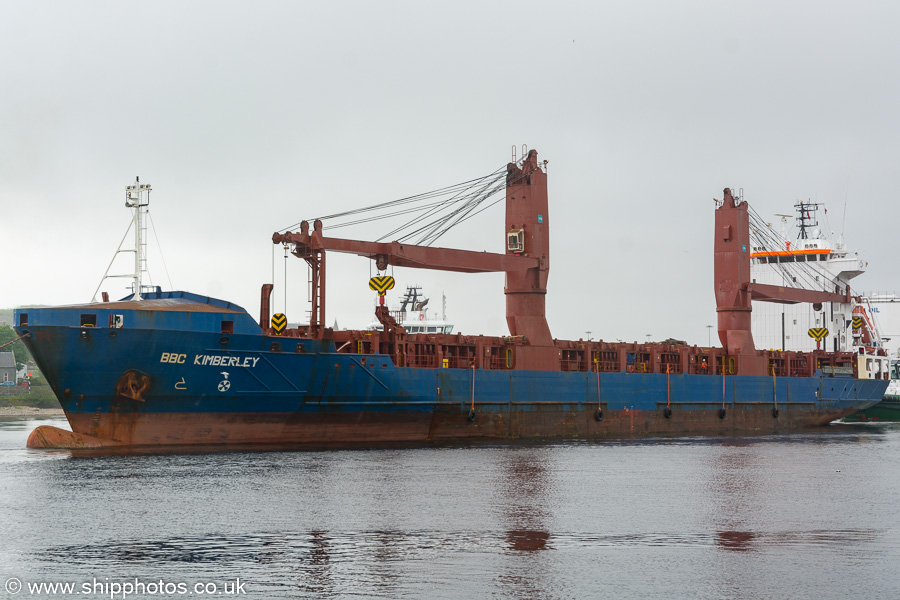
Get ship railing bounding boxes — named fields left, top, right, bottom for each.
left=409, top=356, right=444, bottom=369
left=591, top=360, right=619, bottom=373
left=558, top=348, right=586, bottom=372
left=403, top=343, right=439, bottom=369
left=766, top=359, right=811, bottom=378
left=767, top=358, right=789, bottom=377
left=625, top=351, right=654, bottom=373
left=661, top=362, right=683, bottom=375
left=442, top=352, right=476, bottom=370
left=486, top=347, right=516, bottom=370
left=560, top=359, right=585, bottom=372
left=590, top=350, right=620, bottom=373
left=788, top=358, right=811, bottom=377
left=626, top=361, right=653, bottom=373
left=711, top=356, right=738, bottom=376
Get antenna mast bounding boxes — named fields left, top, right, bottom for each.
left=794, top=201, right=819, bottom=240
left=91, top=176, right=153, bottom=302
left=126, top=177, right=151, bottom=299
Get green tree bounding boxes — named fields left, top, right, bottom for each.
left=0, top=325, right=28, bottom=370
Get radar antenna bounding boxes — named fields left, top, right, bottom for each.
left=794, top=201, right=820, bottom=240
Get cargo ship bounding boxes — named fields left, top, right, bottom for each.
left=13, top=150, right=890, bottom=449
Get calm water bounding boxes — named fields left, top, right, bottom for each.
left=1, top=417, right=899, bottom=599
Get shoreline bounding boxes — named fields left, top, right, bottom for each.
left=0, top=407, right=66, bottom=418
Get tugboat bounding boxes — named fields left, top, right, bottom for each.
left=842, top=359, right=900, bottom=421
left=843, top=292, right=900, bottom=420
left=13, top=150, right=889, bottom=450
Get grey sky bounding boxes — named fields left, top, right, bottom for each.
left=2, top=0, right=897, bottom=345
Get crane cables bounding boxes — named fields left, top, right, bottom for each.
left=747, top=206, right=843, bottom=294
left=277, top=161, right=530, bottom=247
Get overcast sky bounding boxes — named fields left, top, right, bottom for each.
left=2, top=0, right=898, bottom=346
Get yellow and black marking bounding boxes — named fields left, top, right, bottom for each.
left=807, top=327, right=829, bottom=342
left=368, top=275, right=395, bottom=296
left=271, top=313, right=287, bottom=334
left=852, top=316, right=864, bottom=330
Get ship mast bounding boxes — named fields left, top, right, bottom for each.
left=91, top=176, right=152, bottom=302
left=126, top=177, right=151, bottom=299
left=794, top=201, right=819, bottom=240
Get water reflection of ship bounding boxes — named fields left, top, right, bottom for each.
left=716, top=530, right=755, bottom=552
left=500, top=450, right=552, bottom=553
left=708, top=444, right=760, bottom=557
left=506, top=529, right=550, bottom=552
left=497, top=449, right=553, bottom=599
left=302, top=531, right=334, bottom=596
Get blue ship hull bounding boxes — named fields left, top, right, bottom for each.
left=13, top=293, right=887, bottom=449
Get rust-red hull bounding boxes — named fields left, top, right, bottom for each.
left=26, top=404, right=852, bottom=450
